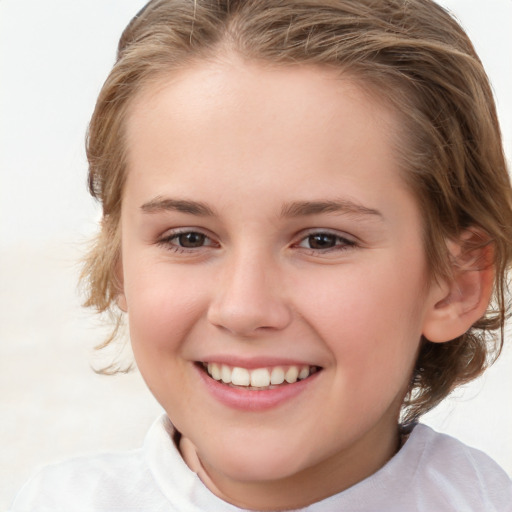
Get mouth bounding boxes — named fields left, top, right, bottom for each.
left=198, top=362, right=321, bottom=390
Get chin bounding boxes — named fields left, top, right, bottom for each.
left=198, top=436, right=316, bottom=483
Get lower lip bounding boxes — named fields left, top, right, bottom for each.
left=196, top=365, right=320, bottom=411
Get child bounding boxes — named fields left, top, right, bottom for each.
left=11, top=0, right=512, bottom=510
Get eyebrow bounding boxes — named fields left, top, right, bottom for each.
left=140, top=196, right=383, bottom=220
left=280, top=200, right=383, bottom=219
left=140, top=196, right=215, bottom=216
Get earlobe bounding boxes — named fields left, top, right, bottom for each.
left=422, top=231, right=494, bottom=343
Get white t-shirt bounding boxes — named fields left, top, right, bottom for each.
left=10, top=416, right=512, bottom=512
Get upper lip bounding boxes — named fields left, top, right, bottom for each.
left=196, top=355, right=322, bottom=369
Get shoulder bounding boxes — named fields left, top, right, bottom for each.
left=405, top=424, right=512, bottom=511
left=324, top=424, right=512, bottom=512
left=9, top=449, right=165, bottom=512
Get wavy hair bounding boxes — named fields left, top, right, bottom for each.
left=82, top=0, right=512, bottom=422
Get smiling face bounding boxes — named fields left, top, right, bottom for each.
left=118, top=59, right=445, bottom=509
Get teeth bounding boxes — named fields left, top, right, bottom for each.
left=221, top=364, right=232, bottom=383
left=285, top=366, right=299, bottom=383
left=298, top=366, right=310, bottom=380
left=270, top=367, right=285, bottom=385
left=204, top=363, right=316, bottom=388
left=231, top=367, right=250, bottom=386
left=251, top=368, right=270, bottom=387
left=208, top=363, right=222, bottom=380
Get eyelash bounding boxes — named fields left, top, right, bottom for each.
left=156, top=230, right=218, bottom=253
left=294, top=231, right=357, bottom=254
left=156, top=229, right=357, bottom=254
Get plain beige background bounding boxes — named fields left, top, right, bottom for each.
left=1, top=0, right=511, bottom=509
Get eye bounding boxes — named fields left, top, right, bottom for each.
left=175, top=232, right=207, bottom=248
left=296, top=231, right=356, bottom=252
left=157, top=230, right=217, bottom=251
left=304, top=233, right=338, bottom=250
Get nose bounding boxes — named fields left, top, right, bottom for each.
left=207, top=251, right=292, bottom=337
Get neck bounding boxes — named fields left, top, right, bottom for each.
left=180, top=419, right=401, bottom=510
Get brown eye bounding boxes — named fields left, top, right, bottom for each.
left=157, top=230, right=217, bottom=253
left=307, top=233, right=337, bottom=249
left=296, top=231, right=356, bottom=253
left=176, top=232, right=206, bottom=248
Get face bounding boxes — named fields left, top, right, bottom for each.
left=119, top=59, right=443, bottom=508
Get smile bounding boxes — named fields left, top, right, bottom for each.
left=201, top=362, right=320, bottom=389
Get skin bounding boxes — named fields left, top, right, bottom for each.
left=117, top=58, right=456, bottom=510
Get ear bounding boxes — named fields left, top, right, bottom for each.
left=422, top=230, right=494, bottom=343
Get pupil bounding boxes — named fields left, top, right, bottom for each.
left=309, top=234, right=336, bottom=249
left=179, top=232, right=205, bottom=248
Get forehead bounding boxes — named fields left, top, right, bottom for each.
left=125, top=58, right=399, bottom=148
left=123, top=58, right=412, bottom=217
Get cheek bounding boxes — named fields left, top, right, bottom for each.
left=123, top=261, right=208, bottom=354
left=123, top=266, right=210, bottom=409
left=297, top=261, right=425, bottom=373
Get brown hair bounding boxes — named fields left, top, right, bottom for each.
left=82, top=0, right=512, bottom=423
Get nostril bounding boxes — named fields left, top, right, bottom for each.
left=207, top=298, right=293, bottom=336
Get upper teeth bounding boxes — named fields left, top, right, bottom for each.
left=205, top=363, right=315, bottom=388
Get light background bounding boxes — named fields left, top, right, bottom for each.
left=1, top=0, right=511, bottom=509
